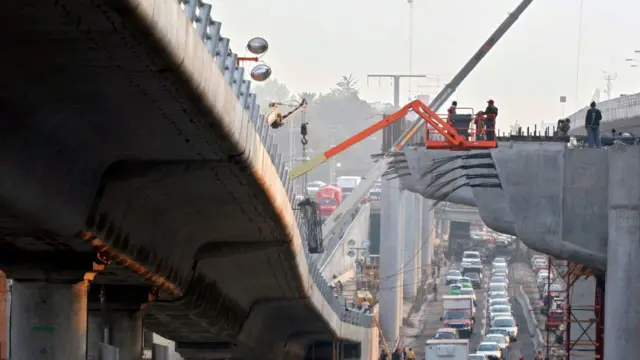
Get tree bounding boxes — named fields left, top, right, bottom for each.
left=252, top=78, right=291, bottom=110
left=332, top=74, right=359, bottom=96
left=297, top=92, right=318, bottom=104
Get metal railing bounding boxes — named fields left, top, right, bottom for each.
left=178, top=0, right=372, bottom=328
left=567, top=92, right=640, bottom=130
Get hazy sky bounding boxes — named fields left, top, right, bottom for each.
left=208, top=0, right=639, bottom=128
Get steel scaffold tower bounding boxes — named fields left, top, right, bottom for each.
left=544, top=258, right=604, bottom=359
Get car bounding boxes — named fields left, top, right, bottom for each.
left=493, top=262, right=508, bottom=272
left=450, top=283, right=463, bottom=291
left=489, top=305, right=512, bottom=322
left=462, top=251, right=481, bottom=263
left=466, top=272, right=483, bottom=289
left=493, top=257, right=507, bottom=264
left=492, top=269, right=507, bottom=278
left=446, top=270, right=462, bottom=285
left=533, top=259, right=548, bottom=272
left=487, top=327, right=511, bottom=338
left=491, top=316, right=519, bottom=341
left=434, top=327, right=459, bottom=340
left=475, top=342, right=502, bottom=359
left=488, top=283, right=507, bottom=296
left=458, top=277, right=472, bottom=286
left=490, top=276, right=508, bottom=286
left=459, top=288, right=477, bottom=306
left=469, top=355, right=488, bottom=360
left=531, top=254, right=547, bottom=267
left=489, top=291, right=509, bottom=302
left=483, top=334, right=510, bottom=350
left=488, top=298, right=510, bottom=308
left=306, top=180, right=326, bottom=197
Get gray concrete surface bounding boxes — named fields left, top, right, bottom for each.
left=320, top=204, right=371, bottom=279
left=491, top=143, right=607, bottom=270
left=403, top=193, right=420, bottom=299
left=379, top=177, right=404, bottom=345
left=400, top=147, right=476, bottom=207
left=605, top=145, right=640, bottom=358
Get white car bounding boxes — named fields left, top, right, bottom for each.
left=488, top=283, right=507, bottom=296
left=483, top=334, right=510, bottom=350
left=490, top=276, right=508, bottom=286
left=475, top=342, right=502, bottom=359
left=489, top=305, right=512, bottom=322
left=492, top=316, right=519, bottom=341
left=493, top=257, right=507, bottom=265
left=489, top=291, right=509, bottom=302
left=488, top=298, right=510, bottom=308
left=306, top=180, right=326, bottom=197
left=446, top=270, right=462, bottom=285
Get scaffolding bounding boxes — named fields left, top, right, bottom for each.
left=543, top=258, right=604, bottom=359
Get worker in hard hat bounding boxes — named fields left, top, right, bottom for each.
left=484, top=99, right=498, bottom=141
left=474, top=111, right=486, bottom=140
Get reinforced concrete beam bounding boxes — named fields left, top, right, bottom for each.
left=491, top=142, right=607, bottom=270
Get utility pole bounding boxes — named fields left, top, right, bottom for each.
left=603, top=71, right=617, bottom=100
left=407, top=0, right=415, bottom=100
left=367, top=74, right=427, bottom=107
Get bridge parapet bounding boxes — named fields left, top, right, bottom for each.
left=177, top=0, right=373, bottom=330
left=568, top=92, right=640, bottom=134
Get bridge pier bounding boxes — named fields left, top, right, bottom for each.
left=604, top=147, right=640, bottom=358
left=10, top=280, right=89, bottom=360
left=379, top=177, right=403, bottom=344
left=420, top=198, right=433, bottom=279
left=402, top=193, right=419, bottom=299
left=87, top=284, right=149, bottom=360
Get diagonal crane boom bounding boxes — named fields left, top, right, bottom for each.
left=301, top=0, right=536, bottom=241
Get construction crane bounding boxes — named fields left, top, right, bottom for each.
left=290, top=0, right=535, bottom=241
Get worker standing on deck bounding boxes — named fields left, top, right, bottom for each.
left=585, top=101, right=602, bottom=148
left=447, top=101, right=458, bottom=127
left=484, top=99, right=498, bottom=141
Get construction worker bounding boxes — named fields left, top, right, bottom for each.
left=474, top=111, right=486, bottom=140
left=406, top=347, right=416, bottom=360
left=484, top=99, right=498, bottom=141
left=556, top=118, right=571, bottom=136
left=447, top=101, right=458, bottom=129
left=585, top=101, right=603, bottom=148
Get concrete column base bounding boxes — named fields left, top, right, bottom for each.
left=10, top=280, right=89, bottom=360
left=111, top=310, right=143, bottom=360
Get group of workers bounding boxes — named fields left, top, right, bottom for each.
left=445, top=99, right=605, bottom=148
left=447, top=99, right=499, bottom=141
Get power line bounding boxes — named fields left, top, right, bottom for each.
left=574, top=0, right=585, bottom=107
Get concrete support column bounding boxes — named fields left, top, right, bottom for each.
left=112, top=311, right=144, bottom=360
left=420, top=198, right=433, bottom=280
left=0, top=272, right=7, bottom=359
left=10, top=280, right=89, bottom=360
left=605, top=147, right=640, bottom=358
left=87, top=313, right=103, bottom=360
left=413, top=195, right=422, bottom=282
left=403, top=193, right=418, bottom=299
left=379, top=177, right=403, bottom=345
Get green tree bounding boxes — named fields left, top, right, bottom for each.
left=332, top=74, right=359, bottom=96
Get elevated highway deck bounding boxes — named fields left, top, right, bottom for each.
left=0, top=1, right=375, bottom=359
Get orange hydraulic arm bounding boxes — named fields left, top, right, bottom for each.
left=288, top=99, right=496, bottom=180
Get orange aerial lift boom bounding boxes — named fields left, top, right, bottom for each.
left=289, top=100, right=496, bottom=179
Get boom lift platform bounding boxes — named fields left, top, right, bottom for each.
left=289, top=102, right=496, bottom=179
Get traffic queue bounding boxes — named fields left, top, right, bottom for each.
left=425, top=251, right=520, bottom=360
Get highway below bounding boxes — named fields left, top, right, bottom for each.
left=407, top=258, right=535, bottom=359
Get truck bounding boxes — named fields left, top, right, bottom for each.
left=424, top=339, right=469, bottom=360
left=315, top=185, right=343, bottom=219
left=335, top=176, right=362, bottom=198
left=441, top=295, right=475, bottom=338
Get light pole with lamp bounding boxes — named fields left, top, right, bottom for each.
left=626, top=58, right=640, bottom=68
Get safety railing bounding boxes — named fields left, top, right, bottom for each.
left=567, top=92, right=640, bottom=128
left=178, top=0, right=373, bottom=328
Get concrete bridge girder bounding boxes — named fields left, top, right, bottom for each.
left=400, top=147, right=476, bottom=207
left=490, top=142, right=607, bottom=271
